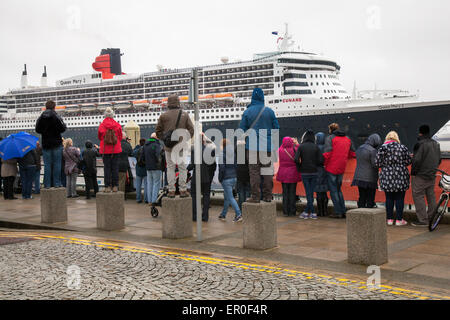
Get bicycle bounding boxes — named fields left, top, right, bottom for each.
left=429, top=169, right=450, bottom=232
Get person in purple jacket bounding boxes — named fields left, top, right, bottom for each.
left=277, top=137, right=302, bottom=216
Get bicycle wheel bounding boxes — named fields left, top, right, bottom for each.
left=429, top=196, right=447, bottom=232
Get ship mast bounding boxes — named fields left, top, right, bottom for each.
left=278, top=23, right=295, bottom=52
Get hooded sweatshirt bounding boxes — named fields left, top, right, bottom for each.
left=294, top=130, right=324, bottom=174
left=98, top=117, right=123, bottom=154
left=352, top=134, right=382, bottom=186
left=35, top=109, right=67, bottom=149
left=239, top=88, right=280, bottom=152
left=277, top=137, right=302, bottom=184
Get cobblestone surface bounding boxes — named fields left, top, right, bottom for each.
left=0, top=236, right=442, bottom=300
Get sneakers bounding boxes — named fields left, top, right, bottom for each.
left=309, top=213, right=318, bottom=220
left=167, top=191, right=176, bottom=198
left=299, top=212, right=309, bottom=219
left=112, top=186, right=118, bottom=192
left=179, top=190, right=190, bottom=198
left=411, top=221, right=428, bottom=227
left=395, top=219, right=408, bottom=226
left=218, top=215, right=226, bottom=222
left=387, top=219, right=394, bottom=226
left=233, top=216, right=243, bottom=223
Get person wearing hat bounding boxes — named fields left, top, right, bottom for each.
left=155, top=94, right=194, bottom=198
left=411, top=124, right=441, bottom=227
left=98, top=107, right=122, bottom=192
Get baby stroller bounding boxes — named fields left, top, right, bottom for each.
left=150, top=169, right=191, bottom=218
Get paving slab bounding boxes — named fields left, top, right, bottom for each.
left=0, top=194, right=449, bottom=292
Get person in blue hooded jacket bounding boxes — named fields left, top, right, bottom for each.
left=239, top=88, right=279, bottom=203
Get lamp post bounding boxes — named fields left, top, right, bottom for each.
left=189, top=69, right=202, bottom=241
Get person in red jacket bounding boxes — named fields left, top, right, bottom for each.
left=98, top=107, right=122, bottom=192
left=323, top=123, right=356, bottom=218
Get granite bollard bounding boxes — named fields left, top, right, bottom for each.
left=40, top=187, right=67, bottom=224
left=96, top=192, right=125, bottom=231
left=162, top=197, right=193, bottom=239
left=347, top=208, right=388, bottom=266
left=243, top=202, right=277, bottom=250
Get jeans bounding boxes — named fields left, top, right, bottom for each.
left=66, top=173, right=78, bottom=197
left=191, top=181, right=212, bottom=221
left=147, top=170, right=162, bottom=204
left=43, top=146, right=63, bottom=188
left=357, top=187, right=376, bottom=208
left=102, top=154, right=119, bottom=188
left=20, top=166, right=36, bottom=199
left=135, top=175, right=148, bottom=202
left=236, top=181, right=251, bottom=211
left=118, top=171, right=127, bottom=193
left=165, top=149, right=187, bottom=192
left=33, top=168, right=41, bottom=194
left=247, top=150, right=273, bottom=201
left=3, top=176, right=15, bottom=199
left=220, top=178, right=241, bottom=218
left=327, top=172, right=346, bottom=215
left=412, top=176, right=437, bottom=223
left=302, top=174, right=318, bottom=214
left=385, top=191, right=406, bottom=221
left=84, top=174, right=99, bottom=198
left=281, top=183, right=297, bottom=216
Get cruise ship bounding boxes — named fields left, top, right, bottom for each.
left=1, top=26, right=449, bottom=151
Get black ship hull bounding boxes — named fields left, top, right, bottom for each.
left=1, top=104, right=449, bottom=152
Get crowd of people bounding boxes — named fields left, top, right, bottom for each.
left=0, top=89, right=444, bottom=229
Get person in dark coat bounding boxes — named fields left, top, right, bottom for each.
left=118, top=133, right=133, bottom=194
left=133, top=138, right=148, bottom=203
left=411, top=124, right=442, bottom=227
left=295, top=130, right=324, bottom=219
left=352, top=134, right=382, bottom=209
left=35, top=100, right=67, bottom=188
left=187, top=134, right=216, bottom=222
left=375, top=131, right=412, bottom=226
left=314, top=132, right=329, bottom=216
left=142, top=133, right=165, bottom=206
left=18, top=148, right=39, bottom=199
left=82, top=140, right=100, bottom=199
left=218, top=139, right=242, bottom=222
left=32, top=141, right=42, bottom=194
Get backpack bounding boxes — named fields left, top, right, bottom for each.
left=105, top=129, right=117, bottom=146
left=162, top=110, right=182, bottom=148
left=137, top=146, right=145, bottom=167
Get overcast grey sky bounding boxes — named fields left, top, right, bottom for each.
left=1, top=0, right=449, bottom=100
